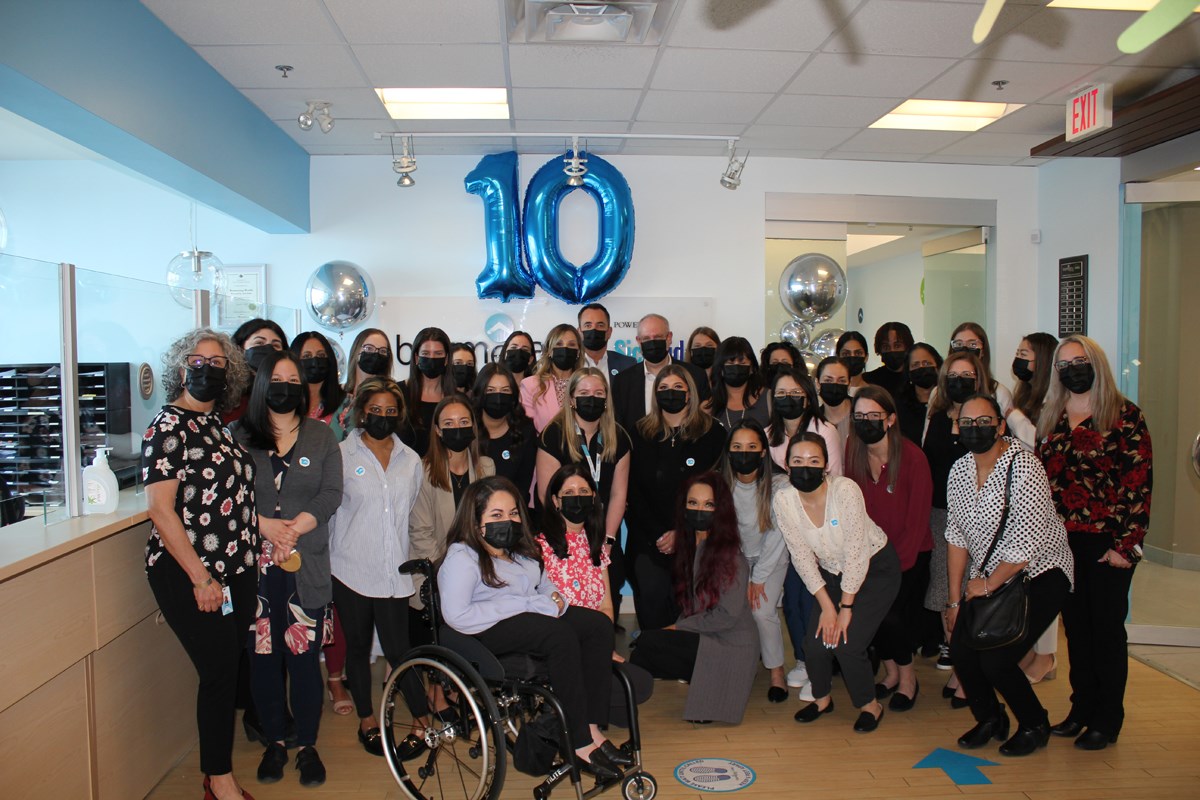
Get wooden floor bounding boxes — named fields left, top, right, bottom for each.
left=148, top=621, right=1200, bottom=800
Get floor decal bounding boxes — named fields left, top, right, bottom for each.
left=674, top=758, right=756, bottom=792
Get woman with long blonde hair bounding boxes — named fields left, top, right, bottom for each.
left=520, top=323, right=584, bottom=432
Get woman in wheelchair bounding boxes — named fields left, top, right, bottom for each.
left=439, top=476, right=630, bottom=783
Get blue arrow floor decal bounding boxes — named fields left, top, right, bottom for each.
left=913, top=748, right=999, bottom=785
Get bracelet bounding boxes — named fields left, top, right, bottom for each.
left=983, top=577, right=990, bottom=597
left=945, top=601, right=960, bottom=609
left=193, top=576, right=213, bottom=589
left=839, top=603, right=854, bottom=610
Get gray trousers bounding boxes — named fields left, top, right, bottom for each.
left=748, top=555, right=789, bottom=670
left=804, top=544, right=902, bottom=708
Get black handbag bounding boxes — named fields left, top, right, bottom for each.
left=961, top=456, right=1030, bottom=650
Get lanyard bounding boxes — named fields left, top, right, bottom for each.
left=577, top=426, right=604, bottom=487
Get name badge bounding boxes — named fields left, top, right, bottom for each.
left=299, top=456, right=311, bottom=467
left=685, top=457, right=695, bottom=467
left=355, top=465, right=366, bottom=476
left=502, top=449, right=511, bottom=461
left=830, top=518, right=839, bottom=527
left=220, top=585, right=233, bottom=616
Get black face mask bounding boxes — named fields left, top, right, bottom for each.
left=481, top=392, right=516, bottom=419
left=728, top=451, right=763, bottom=476
left=841, top=355, right=866, bottom=377
left=909, top=366, right=938, bottom=390
left=244, top=345, right=276, bottom=373
left=482, top=521, right=518, bottom=551
left=550, top=347, right=578, bottom=371
left=573, top=395, right=606, bottom=423
left=690, top=347, right=716, bottom=369
left=819, top=383, right=849, bottom=407
left=440, top=426, right=475, bottom=452
left=773, top=395, right=805, bottom=420
left=640, top=339, right=668, bottom=364
left=452, top=364, right=476, bottom=390
left=1012, top=358, right=1034, bottom=383
left=946, top=375, right=976, bottom=404
left=363, top=413, right=398, bottom=441
left=656, top=388, right=687, bottom=414
left=581, top=329, right=607, bottom=352
left=789, top=466, right=825, bottom=493
left=722, top=364, right=752, bottom=388
left=1060, top=363, right=1095, bottom=394
left=853, top=418, right=887, bottom=445
left=559, top=495, right=594, bottom=524
left=504, top=349, right=532, bottom=374
left=881, top=351, right=907, bottom=371
left=417, top=355, right=446, bottom=379
left=358, top=350, right=389, bottom=376
left=300, top=357, right=329, bottom=385
left=265, top=382, right=303, bottom=414
left=958, top=425, right=998, bottom=454
left=684, top=508, right=714, bottom=532
left=185, top=364, right=226, bottom=403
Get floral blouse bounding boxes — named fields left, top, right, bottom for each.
left=142, top=405, right=258, bottom=578
left=1037, top=401, right=1152, bottom=563
left=537, top=530, right=611, bottom=611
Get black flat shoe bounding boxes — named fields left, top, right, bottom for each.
left=243, top=712, right=267, bottom=745
left=875, top=681, right=897, bottom=700
left=397, top=733, right=428, bottom=761
left=942, top=682, right=956, bottom=699
left=767, top=686, right=789, bottom=703
left=958, top=709, right=1009, bottom=749
left=794, top=699, right=834, bottom=723
left=598, top=740, right=634, bottom=768
left=577, top=749, right=622, bottom=783
left=1074, top=728, right=1118, bottom=750
left=295, top=746, right=326, bottom=787
left=358, top=726, right=384, bottom=757
left=999, top=723, right=1050, bottom=757
left=853, top=705, right=884, bottom=733
left=950, top=694, right=970, bottom=710
left=256, top=742, right=288, bottom=783
left=889, top=682, right=919, bottom=712
left=685, top=719, right=712, bottom=724
left=1051, top=718, right=1085, bottom=737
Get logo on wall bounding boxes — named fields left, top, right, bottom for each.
left=466, top=151, right=635, bottom=305
left=674, top=758, right=756, bottom=792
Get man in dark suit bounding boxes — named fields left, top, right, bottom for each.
left=577, top=302, right=636, bottom=383
left=610, top=313, right=710, bottom=434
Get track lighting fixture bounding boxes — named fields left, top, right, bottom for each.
left=298, top=101, right=333, bottom=133
left=564, top=136, right=588, bottom=187
left=390, top=135, right=417, bottom=188
left=720, top=140, right=748, bottom=190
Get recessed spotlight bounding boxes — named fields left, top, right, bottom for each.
left=870, top=99, right=1024, bottom=132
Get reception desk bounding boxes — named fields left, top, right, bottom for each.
left=0, top=492, right=196, bottom=799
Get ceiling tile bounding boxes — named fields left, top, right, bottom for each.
left=740, top=124, right=860, bottom=150
left=934, top=132, right=1050, bottom=157
left=324, top=0, right=502, bottom=43
left=827, top=151, right=932, bottom=162
left=921, top=154, right=1027, bottom=166
left=352, top=44, right=506, bottom=87
left=1113, top=15, right=1200, bottom=69
left=834, top=128, right=968, bottom=154
left=629, top=121, right=745, bottom=136
left=757, top=95, right=898, bottom=128
left=825, top=1, right=1034, bottom=58
left=401, top=120, right=517, bottom=132
left=983, top=104, right=1064, bottom=136
left=193, top=45, right=365, bottom=88
left=243, top=87, right=387, bottom=120
left=666, top=0, right=847, bottom=52
left=1043, top=64, right=1200, bottom=106
left=618, top=142, right=731, bottom=155
left=651, top=48, right=806, bottom=93
left=969, top=7, right=1145, bottom=64
left=514, top=120, right=631, bottom=133
left=142, top=0, right=342, bottom=45
left=512, top=89, right=643, bottom=121
left=636, top=90, right=775, bottom=123
left=742, top=149, right=829, bottom=159
left=786, top=53, right=954, bottom=98
left=509, top=45, right=658, bottom=89
left=916, top=59, right=1102, bottom=104
left=305, top=145, right=393, bottom=155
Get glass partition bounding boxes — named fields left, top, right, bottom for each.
left=922, top=233, right=987, bottom=352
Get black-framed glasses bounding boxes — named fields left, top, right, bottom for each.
left=361, top=344, right=391, bottom=356
left=852, top=411, right=886, bottom=422
left=958, top=415, right=998, bottom=428
left=184, top=354, right=228, bottom=369
left=1054, top=356, right=1090, bottom=371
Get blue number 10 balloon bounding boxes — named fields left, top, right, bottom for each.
left=465, top=152, right=536, bottom=301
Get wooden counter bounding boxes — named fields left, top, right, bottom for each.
left=0, top=491, right=196, bottom=800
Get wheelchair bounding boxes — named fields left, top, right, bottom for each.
left=379, top=558, right=658, bottom=800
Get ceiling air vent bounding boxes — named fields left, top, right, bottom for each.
left=518, top=1, right=662, bottom=44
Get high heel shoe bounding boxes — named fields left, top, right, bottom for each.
left=203, top=775, right=256, bottom=799
left=1025, top=654, right=1057, bottom=685
left=326, top=674, right=353, bottom=716
left=958, top=707, right=1009, bottom=749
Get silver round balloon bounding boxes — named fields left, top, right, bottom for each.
left=778, top=253, right=847, bottom=324
left=811, top=328, right=844, bottom=358
left=780, top=319, right=810, bottom=349
left=306, top=261, right=375, bottom=330
left=798, top=349, right=820, bottom=375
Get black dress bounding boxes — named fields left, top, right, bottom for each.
left=483, top=418, right=538, bottom=506
left=895, top=384, right=930, bottom=446
left=863, top=365, right=907, bottom=400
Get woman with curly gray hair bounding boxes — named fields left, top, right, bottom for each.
left=143, top=328, right=259, bottom=800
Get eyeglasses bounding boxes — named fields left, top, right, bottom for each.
left=184, top=354, right=229, bottom=369
left=361, top=344, right=391, bottom=356
left=852, top=412, right=887, bottom=421
left=1054, top=356, right=1090, bottom=371
left=947, top=371, right=977, bottom=380
left=365, top=405, right=400, bottom=416
left=774, top=390, right=806, bottom=399
left=958, top=415, right=998, bottom=428
left=950, top=340, right=982, bottom=351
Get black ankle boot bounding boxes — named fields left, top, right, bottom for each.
left=999, top=722, right=1050, bottom=757
left=958, top=707, right=1009, bottom=749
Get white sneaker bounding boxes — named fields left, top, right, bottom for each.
left=797, top=682, right=815, bottom=702
left=786, top=662, right=809, bottom=688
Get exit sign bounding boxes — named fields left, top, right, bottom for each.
left=1065, top=84, right=1112, bottom=142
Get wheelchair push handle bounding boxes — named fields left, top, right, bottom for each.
left=398, top=558, right=434, bottom=577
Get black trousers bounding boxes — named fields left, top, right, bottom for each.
left=805, top=545, right=901, bottom=708
left=1061, top=533, right=1135, bottom=735
left=331, top=577, right=414, bottom=720
left=474, top=608, right=614, bottom=746
left=630, top=548, right=679, bottom=631
left=628, top=629, right=700, bottom=681
left=951, top=568, right=1070, bottom=730
left=873, top=550, right=931, bottom=666
left=148, top=557, right=257, bottom=776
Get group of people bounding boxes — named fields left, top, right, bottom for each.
left=143, top=306, right=1152, bottom=799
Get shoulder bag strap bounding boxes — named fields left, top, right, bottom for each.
left=978, top=448, right=1018, bottom=577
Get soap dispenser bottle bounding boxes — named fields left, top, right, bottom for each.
left=83, top=446, right=119, bottom=515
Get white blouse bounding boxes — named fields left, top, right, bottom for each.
left=772, top=476, right=888, bottom=596
left=944, top=440, right=1074, bottom=587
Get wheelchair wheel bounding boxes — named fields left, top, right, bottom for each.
left=381, top=645, right=507, bottom=800
left=622, top=772, right=657, bottom=800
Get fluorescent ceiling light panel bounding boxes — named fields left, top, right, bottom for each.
left=1048, top=0, right=1199, bottom=11
left=376, top=88, right=510, bottom=120
left=846, top=234, right=904, bottom=257
left=870, top=99, right=1024, bottom=132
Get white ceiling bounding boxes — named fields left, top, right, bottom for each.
left=137, top=0, right=1200, bottom=165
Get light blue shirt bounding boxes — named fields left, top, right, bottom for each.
left=439, top=542, right=564, bottom=635
left=329, top=430, right=424, bottom=598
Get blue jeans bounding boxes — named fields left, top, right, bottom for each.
left=782, top=563, right=816, bottom=662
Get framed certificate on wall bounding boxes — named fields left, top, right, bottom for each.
left=216, top=264, right=267, bottom=331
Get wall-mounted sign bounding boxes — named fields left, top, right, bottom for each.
left=137, top=363, right=155, bottom=400
left=1065, top=84, right=1112, bottom=143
